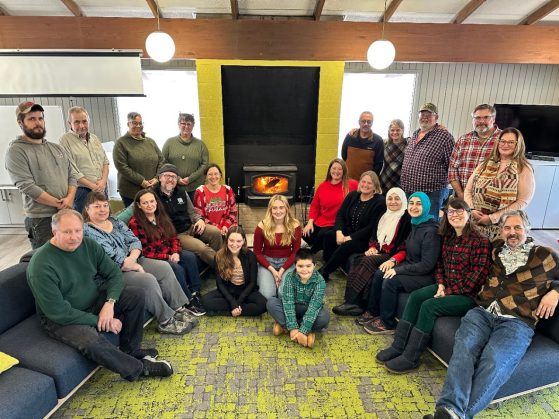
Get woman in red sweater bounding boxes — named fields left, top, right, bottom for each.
left=194, top=163, right=238, bottom=236
left=254, top=194, right=302, bottom=300
left=302, top=158, right=358, bottom=253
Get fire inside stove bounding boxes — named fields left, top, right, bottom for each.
left=252, top=175, right=289, bottom=195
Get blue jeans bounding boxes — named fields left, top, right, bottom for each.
left=437, top=307, right=534, bottom=418
left=426, top=187, right=449, bottom=220
left=266, top=297, right=330, bottom=332
left=168, top=250, right=202, bottom=297
left=257, top=257, right=294, bottom=300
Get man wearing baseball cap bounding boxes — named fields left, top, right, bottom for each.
left=400, top=103, right=455, bottom=219
left=6, top=101, right=80, bottom=248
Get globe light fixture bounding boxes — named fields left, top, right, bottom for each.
left=146, top=31, right=175, bottom=63
left=367, top=0, right=396, bottom=70
left=145, top=0, right=175, bottom=63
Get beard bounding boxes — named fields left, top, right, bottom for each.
left=475, top=125, right=490, bottom=135
left=23, top=126, right=46, bottom=140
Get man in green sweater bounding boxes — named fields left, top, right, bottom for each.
left=27, top=209, right=173, bottom=380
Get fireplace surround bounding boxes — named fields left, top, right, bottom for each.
left=242, top=164, right=298, bottom=206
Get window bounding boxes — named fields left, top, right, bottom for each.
left=116, top=70, right=200, bottom=148
left=338, top=73, right=416, bottom=155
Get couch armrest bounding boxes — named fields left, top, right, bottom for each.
left=536, top=313, right=559, bottom=345
left=19, top=250, right=36, bottom=264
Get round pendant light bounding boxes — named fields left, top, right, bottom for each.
left=367, top=39, right=396, bottom=70
left=145, top=31, right=176, bottom=63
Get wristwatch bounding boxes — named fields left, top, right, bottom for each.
left=106, top=298, right=117, bottom=304
left=389, top=258, right=397, bottom=265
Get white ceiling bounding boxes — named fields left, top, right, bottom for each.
left=0, top=0, right=558, bottom=25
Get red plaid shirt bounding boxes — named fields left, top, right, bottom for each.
left=448, top=126, right=502, bottom=188
left=435, top=230, right=491, bottom=296
left=128, top=216, right=181, bottom=260
left=400, top=124, right=455, bottom=193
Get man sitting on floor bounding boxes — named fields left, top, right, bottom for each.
left=27, top=209, right=173, bottom=380
left=424, top=210, right=559, bottom=419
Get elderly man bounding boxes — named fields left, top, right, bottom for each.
left=27, top=209, right=173, bottom=380
left=59, top=106, right=110, bottom=212
left=424, top=210, right=559, bottom=419
left=341, top=111, right=384, bottom=180
left=6, top=101, right=79, bottom=248
left=448, top=104, right=502, bottom=200
left=162, top=113, right=209, bottom=201
left=400, top=103, right=455, bottom=219
left=153, top=164, right=222, bottom=267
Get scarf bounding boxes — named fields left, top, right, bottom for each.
left=377, top=187, right=407, bottom=247
left=409, top=191, right=434, bottom=225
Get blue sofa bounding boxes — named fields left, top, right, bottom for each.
left=396, top=293, right=559, bottom=403
left=0, top=254, right=121, bottom=419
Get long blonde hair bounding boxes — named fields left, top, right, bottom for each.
left=261, top=195, right=299, bottom=246
left=216, top=226, right=248, bottom=281
left=325, top=158, right=351, bottom=197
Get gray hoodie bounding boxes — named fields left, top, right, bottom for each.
left=5, top=136, right=79, bottom=217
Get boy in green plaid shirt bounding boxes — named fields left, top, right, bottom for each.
left=266, top=249, right=330, bottom=348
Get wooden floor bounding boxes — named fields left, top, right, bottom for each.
left=0, top=227, right=557, bottom=272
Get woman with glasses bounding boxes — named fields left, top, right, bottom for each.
left=379, top=119, right=408, bottom=193
left=113, top=112, right=165, bottom=207
left=375, top=198, right=490, bottom=374
left=464, top=127, right=534, bottom=241
left=163, top=113, right=209, bottom=202
left=193, top=163, right=238, bottom=236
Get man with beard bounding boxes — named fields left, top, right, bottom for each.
left=423, top=210, right=559, bottom=419
left=6, top=101, right=80, bottom=248
left=400, top=103, right=455, bottom=219
left=448, top=104, right=502, bottom=200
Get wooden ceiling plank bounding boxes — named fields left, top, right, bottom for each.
left=145, top=0, right=161, bottom=18
left=380, top=0, right=404, bottom=23
left=59, top=0, right=83, bottom=17
left=451, top=0, right=486, bottom=24
left=520, top=0, right=559, bottom=25
left=313, top=0, right=326, bottom=21
left=230, top=0, right=239, bottom=20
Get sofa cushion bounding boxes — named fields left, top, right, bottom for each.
left=0, top=366, right=58, bottom=419
left=429, top=316, right=462, bottom=364
left=536, top=312, right=559, bottom=345
left=0, top=263, right=34, bottom=334
left=0, top=315, right=97, bottom=398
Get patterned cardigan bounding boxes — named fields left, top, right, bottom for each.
left=475, top=240, right=559, bottom=329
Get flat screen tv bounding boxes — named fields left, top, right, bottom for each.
left=494, top=104, right=559, bottom=158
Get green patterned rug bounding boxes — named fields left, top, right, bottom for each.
left=52, top=271, right=559, bottom=418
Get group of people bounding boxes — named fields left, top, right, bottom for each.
left=6, top=100, right=559, bottom=417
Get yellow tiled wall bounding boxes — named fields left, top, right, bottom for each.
left=196, top=59, right=344, bottom=188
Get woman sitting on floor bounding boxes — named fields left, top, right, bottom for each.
left=253, top=194, right=302, bottom=299
left=266, top=249, right=330, bottom=348
left=83, top=191, right=197, bottom=335
left=302, top=158, right=358, bottom=254
left=362, top=192, right=441, bottom=334
left=332, top=187, right=411, bottom=317
left=193, top=163, right=238, bottom=236
left=201, top=226, right=267, bottom=317
left=376, top=198, right=490, bottom=373
left=129, top=189, right=206, bottom=316
left=319, top=170, right=386, bottom=281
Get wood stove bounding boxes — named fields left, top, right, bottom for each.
left=243, top=165, right=297, bottom=206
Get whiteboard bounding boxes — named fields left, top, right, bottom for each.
left=0, top=105, right=66, bottom=186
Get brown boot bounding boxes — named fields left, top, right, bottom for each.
left=306, top=332, right=316, bottom=348
left=273, top=322, right=286, bottom=336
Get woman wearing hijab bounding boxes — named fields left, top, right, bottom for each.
left=362, top=192, right=441, bottom=334
left=332, top=187, right=411, bottom=317
left=376, top=198, right=490, bottom=374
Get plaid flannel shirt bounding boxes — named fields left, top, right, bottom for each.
left=128, top=216, right=181, bottom=260
left=282, top=270, right=326, bottom=334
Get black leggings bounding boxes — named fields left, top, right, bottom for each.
left=202, top=287, right=267, bottom=317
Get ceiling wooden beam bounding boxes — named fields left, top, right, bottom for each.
left=313, top=0, right=325, bottom=21
left=451, top=0, right=486, bottom=24
left=230, top=0, right=239, bottom=20
left=59, top=0, right=83, bottom=17
left=145, top=0, right=161, bottom=18
left=380, top=0, right=403, bottom=23
left=520, top=0, right=559, bottom=25
left=1, top=17, right=558, bottom=64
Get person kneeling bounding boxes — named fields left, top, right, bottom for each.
left=27, top=210, right=173, bottom=380
left=267, top=249, right=330, bottom=348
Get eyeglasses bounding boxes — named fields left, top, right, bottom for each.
left=90, top=203, right=110, bottom=210
left=129, top=121, right=143, bottom=127
left=473, top=115, right=494, bottom=121
left=179, top=122, right=193, bottom=126
left=359, top=120, right=373, bottom=125
left=499, top=140, right=517, bottom=146
left=162, top=174, right=178, bottom=180
left=446, top=208, right=468, bottom=216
